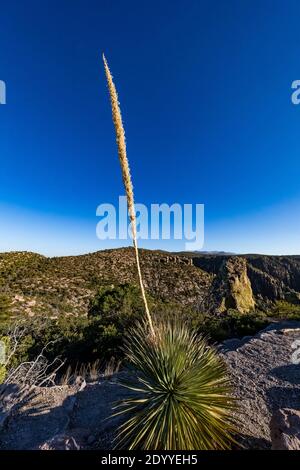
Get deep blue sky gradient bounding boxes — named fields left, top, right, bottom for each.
left=1, top=0, right=300, bottom=255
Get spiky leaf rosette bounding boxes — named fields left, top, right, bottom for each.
left=114, top=321, right=237, bottom=450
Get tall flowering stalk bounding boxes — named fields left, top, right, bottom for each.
left=102, top=55, right=237, bottom=450
left=103, top=54, right=155, bottom=337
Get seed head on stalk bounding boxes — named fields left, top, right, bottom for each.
left=102, top=54, right=155, bottom=337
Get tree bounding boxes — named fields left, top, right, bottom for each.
left=89, top=283, right=147, bottom=328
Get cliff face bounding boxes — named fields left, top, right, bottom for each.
left=218, top=257, right=255, bottom=313
left=246, top=256, right=300, bottom=305
left=192, top=254, right=300, bottom=312
left=203, top=257, right=255, bottom=313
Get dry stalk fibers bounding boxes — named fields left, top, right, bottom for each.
left=103, top=54, right=155, bottom=336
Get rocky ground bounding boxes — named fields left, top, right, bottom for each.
left=0, top=321, right=299, bottom=450
left=219, top=320, right=300, bottom=449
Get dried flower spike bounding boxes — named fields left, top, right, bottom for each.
left=103, top=54, right=155, bottom=336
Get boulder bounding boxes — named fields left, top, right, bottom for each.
left=39, top=434, right=81, bottom=450
left=270, top=408, right=300, bottom=450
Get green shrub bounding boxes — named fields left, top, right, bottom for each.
left=0, top=294, right=11, bottom=322
left=196, top=310, right=269, bottom=342
left=3, top=315, right=122, bottom=370
left=114, top=321, right=236, bottom=450
left=269, top=300, right=300, bottom=320
left=89, top=283, right=147, bottom=325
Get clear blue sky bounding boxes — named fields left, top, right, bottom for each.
left=1, top=0, right=300, bottom=255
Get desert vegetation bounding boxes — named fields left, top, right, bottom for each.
left=0, top=294, right=11, bottom=322
left=1, top=286, right=293, bottom=376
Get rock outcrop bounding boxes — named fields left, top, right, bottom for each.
left=205, top=257, right=255, bottom=313
left=270, top=408, right=300, bottom=450
left=192, top=253, right=300, bottom=312
left=220, top=321, right=300, bottom=449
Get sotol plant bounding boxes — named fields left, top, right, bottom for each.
left=116, top=321, right=237, bottom=449
left=103, top=55, right=237, bottom=449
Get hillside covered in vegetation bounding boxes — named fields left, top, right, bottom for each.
left=1, top=248, right=300, bottom=370
left=1, top=248, right=300, bottom=320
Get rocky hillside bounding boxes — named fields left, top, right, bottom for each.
left=0, top=249, right=211, bottom=319
left=1, top=249, right=300, bottom=318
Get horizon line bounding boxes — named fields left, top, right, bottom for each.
left=1, top=247, right=300, bottom=259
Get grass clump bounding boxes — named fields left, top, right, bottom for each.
left=269, top=300, right=300, bottom=320
left=114, top=321, right=236, bottom=450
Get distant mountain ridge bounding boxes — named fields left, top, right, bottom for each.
left=190, top=251, right=237, bottom=256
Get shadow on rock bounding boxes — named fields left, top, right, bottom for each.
left=0, top=376, right=131, bottom=450
left=269, top=364, right=300, bottom=385
left=266, top=385, right=300, bottom=413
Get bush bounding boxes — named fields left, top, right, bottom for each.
left=114, top=321, right=237, bottom=450
left=196, top=310, right=269, bottom=342
left=0, top=294, right=11, bottom=322
left=269, top=301, right=300, bottom=320
left=89, top=283, right=147, bottom=326
left=0, top=315, right=123, bottom=371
